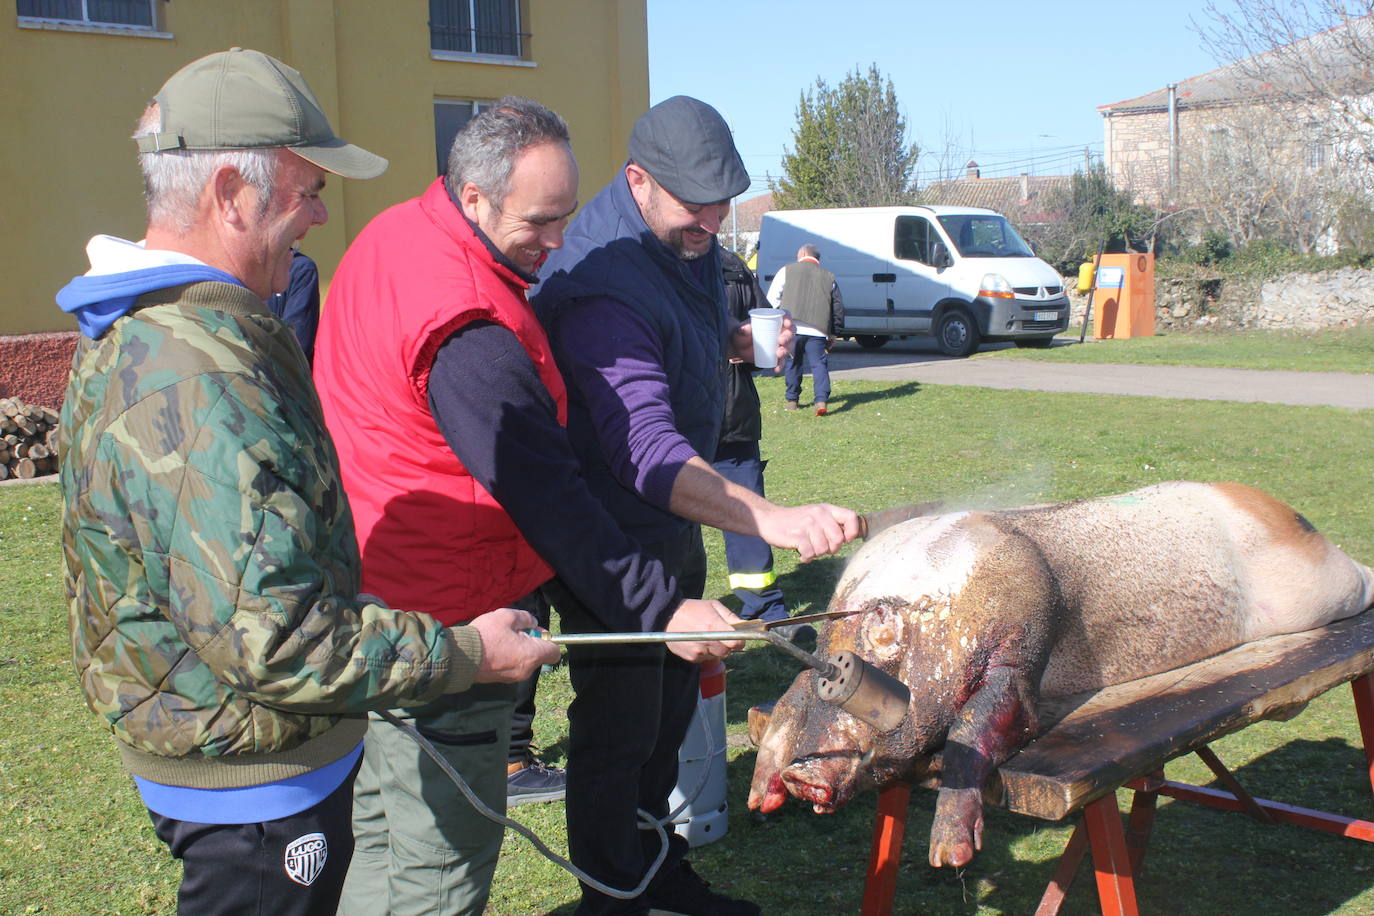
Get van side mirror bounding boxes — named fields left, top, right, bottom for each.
left=930, top=241, right=953, bottom=269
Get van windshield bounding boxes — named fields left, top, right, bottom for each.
left=937, top=215, right=1035, bottom=258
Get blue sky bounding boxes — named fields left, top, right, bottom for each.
left=646, top=0, right=1236, bottom=199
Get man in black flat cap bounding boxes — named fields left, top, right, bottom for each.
left=535, top=97, right=860, bottom=916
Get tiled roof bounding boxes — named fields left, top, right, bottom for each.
left=1100, top=15, right=1374, bottom=114
left=727, top=192, right=774, bottom=233
left=918, top=174, right=1072, bottom=224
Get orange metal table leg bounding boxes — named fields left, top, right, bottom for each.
left=1034, top=821, right=1088, bottom=916
left=861, top=782, right=912, bottom=916
left=1083, top=793, right=1140, bottom=916
left=1124, top=775, right=1163, bottom=875
left=1351, top=674, right=1374, bottom=798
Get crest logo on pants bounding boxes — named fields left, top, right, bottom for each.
left=284, top=832, right=328, bottom=886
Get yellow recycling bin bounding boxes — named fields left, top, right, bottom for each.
left=1077, top=261, right=1095, bottom=294
left=1093, top=252, right=1155, bottom=339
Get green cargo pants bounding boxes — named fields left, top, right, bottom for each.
left=337, top=682, right=516, bottom=916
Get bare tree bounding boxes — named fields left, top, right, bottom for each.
left=1027, top=165, right=1170, bottom=271
left=1179, top=102, right=1357, bottom=252
left=1197, top=2, right=1374, bottom=184
left=917, top=111, right=976, bottom=188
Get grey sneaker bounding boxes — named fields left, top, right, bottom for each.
left=506, top=754, right=566, bottom=806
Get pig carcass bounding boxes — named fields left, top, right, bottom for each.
left=748, top=481, right=1374, bottom=867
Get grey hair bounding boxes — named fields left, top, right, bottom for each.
left=443, top=96, right=570, bottom=208
left=133, top=104, right=280, bottom=233
left=799, top=243, right=821, bottom=260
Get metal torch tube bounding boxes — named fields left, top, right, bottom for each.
left=548, top=630, right=768, bottom=645
left=548, top=630, right=841, bottom=680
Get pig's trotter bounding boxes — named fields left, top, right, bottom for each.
left=929, top=786, right=983, bottom=867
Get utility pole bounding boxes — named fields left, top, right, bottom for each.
left=1167, top=83, right=1179, bottom=204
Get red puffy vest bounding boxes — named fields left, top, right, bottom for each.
left=314, top=179, right=567, bottom=624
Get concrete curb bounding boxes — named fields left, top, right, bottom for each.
left=824, top=339, right=1374, bottom=410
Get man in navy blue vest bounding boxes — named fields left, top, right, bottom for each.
left=535, top=96, right=861, bottom=916
left=712, top=249, right=797, bottom=635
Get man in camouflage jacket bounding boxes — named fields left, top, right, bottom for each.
left=54, top=49, right=556, bottom=916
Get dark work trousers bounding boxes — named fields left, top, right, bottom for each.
left=784, top=334, right=831, bottom=405
left=546, top=526, right=706, bottom=916
left=149, top=754, right=361, bottom=916
left=710, top=440, right=786, bottom=622
left=507, top=587, right=553, bottom=763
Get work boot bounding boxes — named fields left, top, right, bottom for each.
left=506, top=751, right=566, bottom=806
left=643, top=859, right=761, bottom=916
left=784, top=400, right=799, bottom=411
left=814, top=402, right=828, bottom=416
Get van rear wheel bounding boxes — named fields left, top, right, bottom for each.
left=935, top=309, right=980, bottom=357
left=855, top=335, right=887, bottom=350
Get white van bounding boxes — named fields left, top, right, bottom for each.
left=756, top=205, right=1069, bottom=356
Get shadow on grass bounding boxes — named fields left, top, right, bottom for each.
left=688, top=732, right=1374, bottom=915
left=826, top=381, right=923, bottom=416
left=1120, top=736, right=1374, bottom=916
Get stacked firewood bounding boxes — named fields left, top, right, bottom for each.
left=0, top=397, right=59, bottom=480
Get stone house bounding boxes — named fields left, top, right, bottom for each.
left=1098, top=16, right=1374, bottom=213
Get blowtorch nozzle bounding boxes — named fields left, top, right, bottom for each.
left=816, top=650, right=911, bottom=732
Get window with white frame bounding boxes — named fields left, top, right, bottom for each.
left=429, top=0, right=522, bottom=58
left=434, top=99, right=493, bottom=176
left=17, top=0, right=155, bottom=28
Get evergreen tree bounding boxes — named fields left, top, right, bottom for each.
left=772, top=65, right=918, bottom=209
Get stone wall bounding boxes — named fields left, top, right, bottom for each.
left=1254, top=270, right=1374, bottom=329
left=1066, top=269, right=1374, bottom=332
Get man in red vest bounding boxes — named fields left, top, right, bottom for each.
left=314, top=98, right=746, bottom=915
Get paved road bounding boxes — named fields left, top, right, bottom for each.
left=824, top=338, right=1374, bottom=410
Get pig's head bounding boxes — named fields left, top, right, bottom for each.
left=748, top=512, right=1025, bottom=819
left=749, top=595, right=970, bottom=815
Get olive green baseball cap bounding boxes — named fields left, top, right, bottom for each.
left=135, top=47, right=387, bottom=179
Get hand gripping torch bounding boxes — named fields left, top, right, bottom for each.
left=544, top=610, right=911, bottom=733
left=539, top=501, right=941, bottom=733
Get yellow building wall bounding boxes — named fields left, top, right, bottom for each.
left=0, top=0, right=648, bottom=336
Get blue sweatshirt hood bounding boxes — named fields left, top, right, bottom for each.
left=57, top=263, right=244, bottom=338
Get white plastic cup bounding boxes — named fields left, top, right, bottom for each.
left=748, top=308, right=786, bottom=369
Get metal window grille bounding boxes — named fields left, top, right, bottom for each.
left=429, top=0, right=522, bottom=57
left=17, top=0, right=154, bottom=27
left=1305, top=141, right=1331, bottom=171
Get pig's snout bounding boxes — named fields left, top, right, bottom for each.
left=751, top=773, right=790, bottom=813
left=781, top=751, right=866, bottom=813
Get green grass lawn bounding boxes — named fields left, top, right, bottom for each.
left=986, top=324, right=1374, bottom=374
left=4, top=374, right=1373, bottom=914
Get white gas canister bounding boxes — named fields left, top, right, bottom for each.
left=668, top=660, right=729, bottom=846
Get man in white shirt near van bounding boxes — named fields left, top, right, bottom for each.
left=766, top=243, right=845, bottom=416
